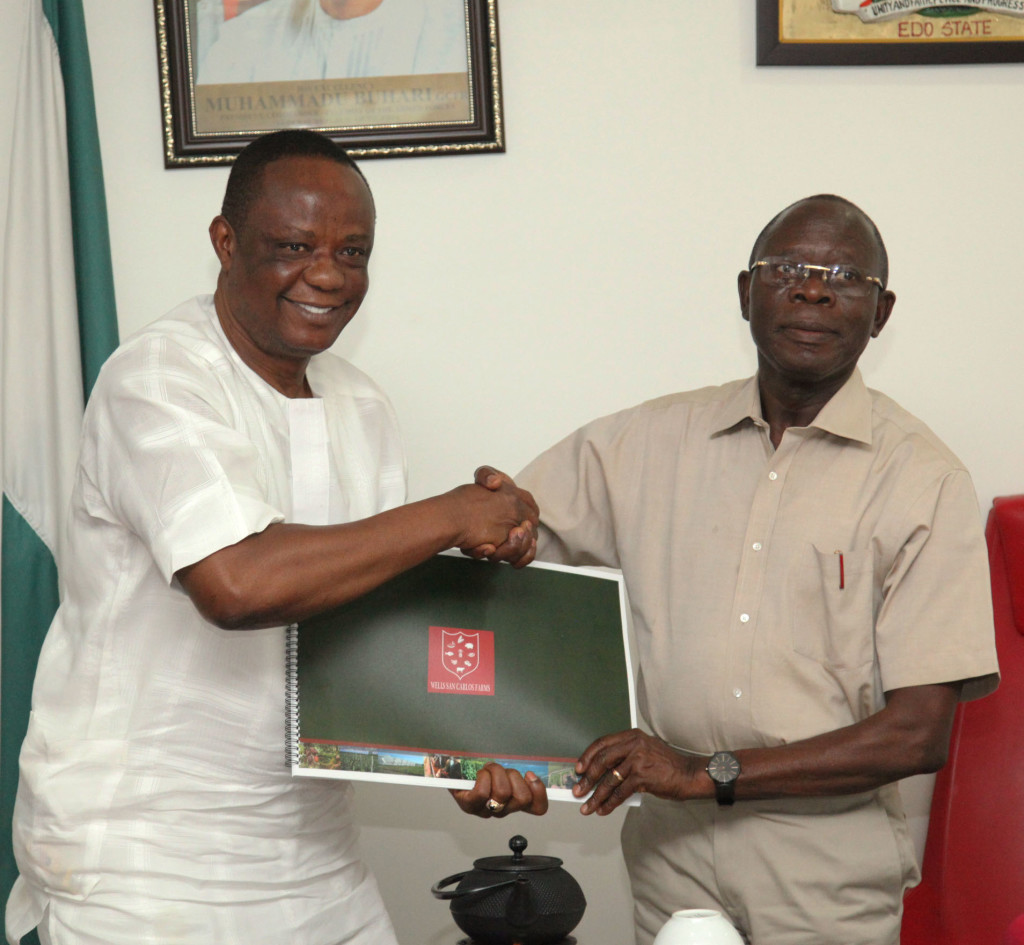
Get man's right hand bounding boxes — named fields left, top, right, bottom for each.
left=178, top=466, right=538, bottom=630
left=453, top=466, right=538, bottom=568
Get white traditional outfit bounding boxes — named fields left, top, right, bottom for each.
left=198, top=0, right=468, bottom=84
left=6, top=295, right=406, bottom=945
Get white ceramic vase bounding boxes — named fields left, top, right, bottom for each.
left=651, top=909, right=745, bottom=945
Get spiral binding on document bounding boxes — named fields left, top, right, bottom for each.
left=285, top=623, right=300, bottom=770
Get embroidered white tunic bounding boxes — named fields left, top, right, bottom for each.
left=7, top=296, right=406, bottom=945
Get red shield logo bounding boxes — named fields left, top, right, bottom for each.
left=428, top=626, right=495, bottom=696
left=442, top=629, right=479, bottom=679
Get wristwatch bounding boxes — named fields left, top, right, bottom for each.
left=706, top=751, right=741, bottom=807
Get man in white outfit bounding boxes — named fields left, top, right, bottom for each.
left=6, top=129, right=543, bottom=945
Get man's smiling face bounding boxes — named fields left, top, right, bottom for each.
left=211, top=154, right=375, bottom=389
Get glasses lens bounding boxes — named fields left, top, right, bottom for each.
left=756, top=260, right=803, bottom=288
left=829, top=266, right=872, bottom=296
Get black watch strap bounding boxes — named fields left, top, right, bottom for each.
left=706, top=751, right=741, bottom=807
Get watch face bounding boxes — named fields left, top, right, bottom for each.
left=707, top=752, right=741, bottom=784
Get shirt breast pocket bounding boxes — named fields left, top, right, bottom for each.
left=789, top=544, right=876, bottom=669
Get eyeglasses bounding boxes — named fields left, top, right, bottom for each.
left=751, top=258, right=884, bottom=298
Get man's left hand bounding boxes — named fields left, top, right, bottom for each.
left=572, top=729, right=707, bottom=815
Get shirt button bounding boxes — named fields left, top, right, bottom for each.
left=733, top=688, right=743, bottom=698
left=752, top=542, right=762, bottom=551
left=768, top=471, right=778, bottom=481
left=739, top=613, right=750, bottom=623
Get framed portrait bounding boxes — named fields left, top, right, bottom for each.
left=155, top=0, right=504, bottom=166
left=757, top=1, right=1024, bottom=65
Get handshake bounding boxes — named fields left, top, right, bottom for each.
left=450, top=465, right=540, bottom=570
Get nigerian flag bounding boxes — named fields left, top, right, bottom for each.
left=1, top=0, right=119, bottom=928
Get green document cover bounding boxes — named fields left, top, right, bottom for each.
left=287, top=554, right=635, bottom=800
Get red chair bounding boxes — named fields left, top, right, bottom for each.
left=901, top=495, right=1024, bottom=944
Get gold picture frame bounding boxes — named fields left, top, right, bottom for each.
left=155, top=0, right=504, bottom=166
left=758, top=1, right=1024, bottom=65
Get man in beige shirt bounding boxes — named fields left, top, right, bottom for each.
left=509, top=195, right=999, bottom=944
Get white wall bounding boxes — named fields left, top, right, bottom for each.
left=81, top=3, right=1024, bottom=942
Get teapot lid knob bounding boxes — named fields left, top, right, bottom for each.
left=508, top=835, right=528, bottom=860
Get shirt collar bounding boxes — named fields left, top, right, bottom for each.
left=710, top=368, right=873, bottom=446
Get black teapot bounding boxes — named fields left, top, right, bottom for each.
left=431, top=835, right=586, bottom=945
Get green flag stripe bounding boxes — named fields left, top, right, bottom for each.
left=43, top=0, right=119, bottom=398
left=1, top=499, right=57, bottom=945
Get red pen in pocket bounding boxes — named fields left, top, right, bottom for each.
left=835, top=550, right=845, bottom=590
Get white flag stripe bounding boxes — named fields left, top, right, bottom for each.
left=1, top=0, right=86, bottom=576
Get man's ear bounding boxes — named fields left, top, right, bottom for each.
left=737, top=269, right=752, bottom=323
left=209, top=215, right=236, bottom=271
left=871, top=289, right=896, bottom=338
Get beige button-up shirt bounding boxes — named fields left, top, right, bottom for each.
left=518, top=370, right=998, bottom=756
